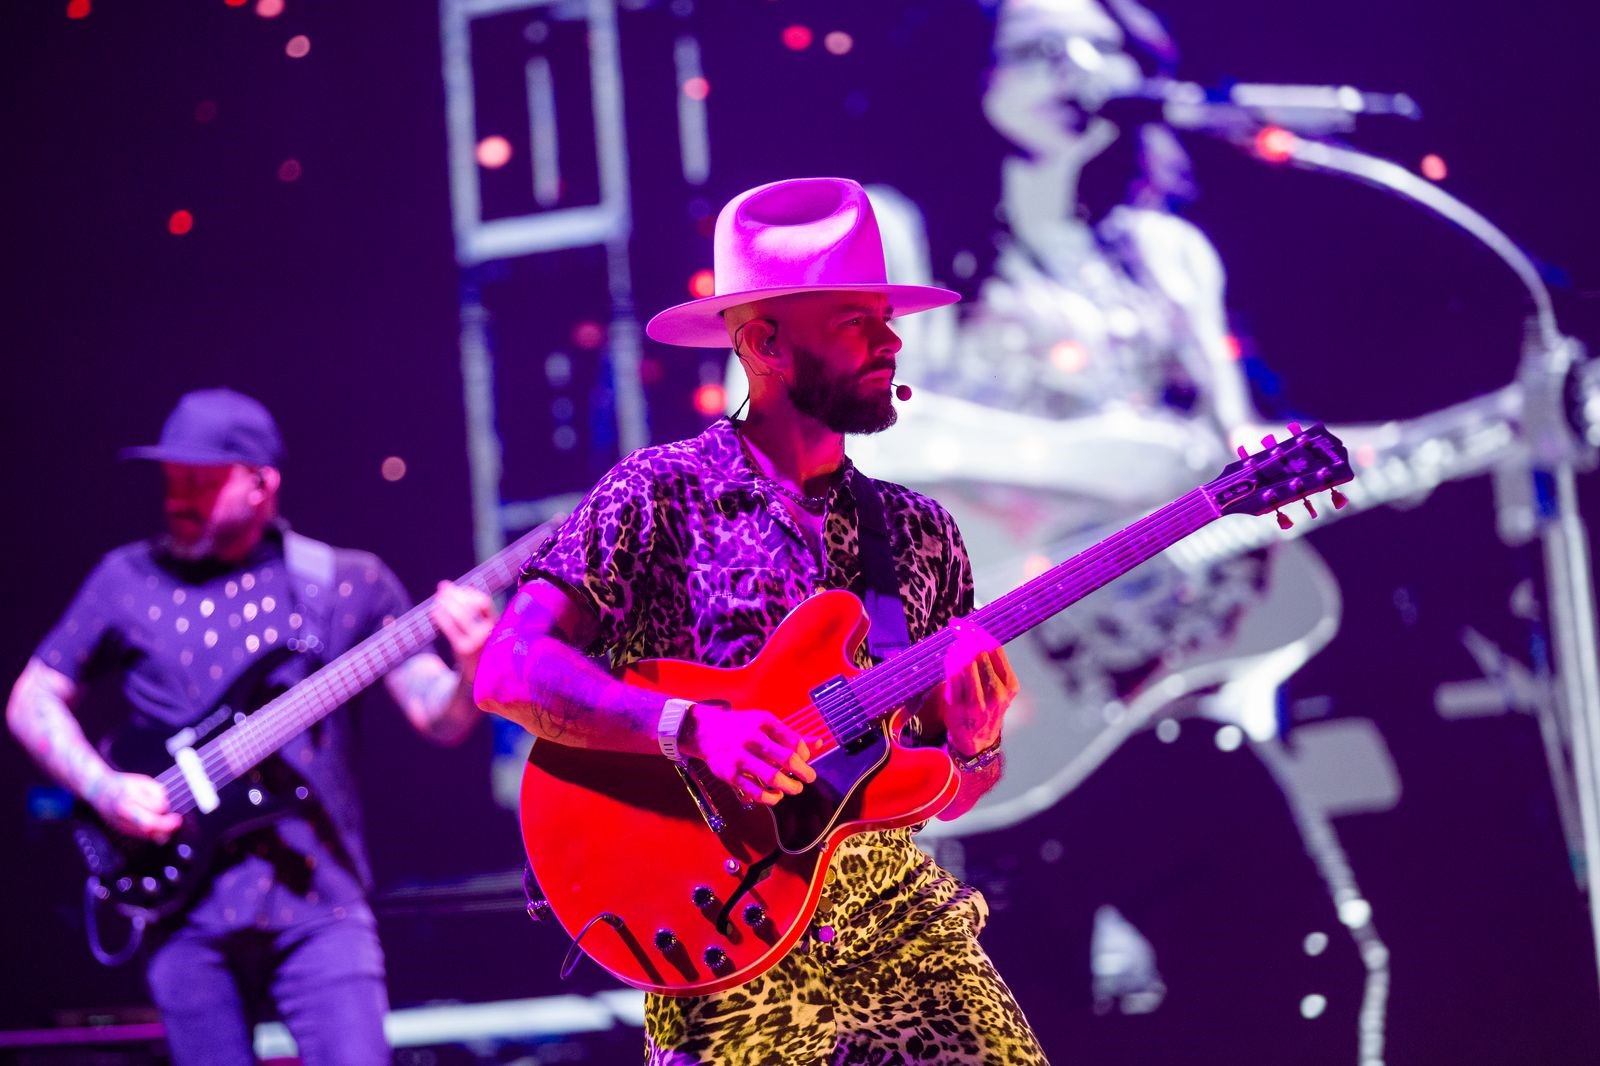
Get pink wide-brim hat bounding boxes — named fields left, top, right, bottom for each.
left=645, top=177, right=960, bottom=348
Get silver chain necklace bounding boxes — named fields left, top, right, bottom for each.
left=737, top=432, right=833, bottom=513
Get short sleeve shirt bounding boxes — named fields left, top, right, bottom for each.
left=521, top=418, right=977, bottom=929
left=523, top=417, right=975, bottom=671
left=35, top=526, right=412, bottom=927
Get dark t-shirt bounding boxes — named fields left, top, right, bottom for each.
left=36, top=525, right=411, bottom=928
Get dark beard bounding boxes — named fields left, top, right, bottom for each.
left=788, top=345, right=898, bottom=435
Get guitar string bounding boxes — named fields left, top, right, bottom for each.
left=154, top=480, right=1237, bottom=809
left=150, top=533, right=543, bottom=816
left=818, top=451, right=1342, bottom=742
left=782, top=490, right=1220, bottom=749
left=779, top=494, right=1211, bottom=747
left=811, top=494, right=1214, bottom=743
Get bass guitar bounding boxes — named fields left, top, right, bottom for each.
left=519, top=423, right=1352, bottom=995
left=75, top=520, right=555, bottom=930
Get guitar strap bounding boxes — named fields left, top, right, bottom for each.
left=283, top=529, right=337, bottom=664
left=850, top=469, right=912, bottom=661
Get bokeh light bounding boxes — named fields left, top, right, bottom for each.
left=168, top=210, right=194, bottom=236
left=255, top=0, right=283, bottom=16
left=823, top=31, right=853, bottom=55
left=689, top=269, right=715, bottom=298
left=693, top=383, right=726, bottom=417
left=782, top=24, right=814, bottom=51
left=1048, top=339, right=1088, bottom=373
left=1420, top=153, right=1448, bottom=181
left=194, top=100, right=219, bottom=123
left=682, top=77, right=710, bottom=101
left=1254, top=126, right=1297, bottom=164
left=476, top=135, right=513, bottom=169
left=285, top=34, right=311, bottom=58
left=572, top=320, right=605, bottom=349
left=277, top=159, right=302, bottom=182
left=66, top=0, right=91, bottom=19
left=381, top=457, right=407, bottom=482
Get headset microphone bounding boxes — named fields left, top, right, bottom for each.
left=893, top=383, right=913, bottom=401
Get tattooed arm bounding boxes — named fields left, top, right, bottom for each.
left=5, top=659, right=181, bottom=841
left=473, top=579, right=666, bottom=754
left=473, top=580, right=815, bottom=805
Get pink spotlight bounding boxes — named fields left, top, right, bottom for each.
left=168, top=210, right=194, bottom=236
left=683, top=76, right=710, bottom=101
left=285, top=34, right=311, bottom=58
left=782, top=24, right=814, bottom=51
left=689, top=269, right=715, bottom=298
left=1420, top=153, right=1448, bottom=181
left=255, top=0, right=284, bottom=17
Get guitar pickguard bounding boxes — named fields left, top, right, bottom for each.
left=772, top=727, right=891, bottom=854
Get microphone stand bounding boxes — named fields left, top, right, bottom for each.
left=1210, top=129, right=1600, bottom=985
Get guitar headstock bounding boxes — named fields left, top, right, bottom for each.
left=1206, top=422, right=1354, bottom=525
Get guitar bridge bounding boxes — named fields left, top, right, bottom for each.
left=675, top=763, right=726, bottom=834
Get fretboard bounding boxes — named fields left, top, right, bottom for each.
left=836, top=488, right=1222, bottom=735
left=158, top=520, right=556, bottom=812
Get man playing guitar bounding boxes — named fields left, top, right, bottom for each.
left=475, top=177, right=1051, bottom=1063
left=6, top=388, right=497, bottom=1066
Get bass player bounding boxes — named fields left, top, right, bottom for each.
left=6, top=387, right=496, bottom=1066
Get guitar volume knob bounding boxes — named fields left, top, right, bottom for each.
left=691, top=885, right=717, bottom=908
left=654, top=929, right=679, bottom=952
left=743, top=904, right=767, bottom=928
left=703, top=946, right=730, bottom=970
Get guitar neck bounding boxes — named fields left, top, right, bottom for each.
left=164, top=522, right=553, bottom=806
left=839, top=488, right=1223, bottom=732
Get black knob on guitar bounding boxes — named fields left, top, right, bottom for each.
left=691, top=885, right=717, bottom=908
left=743, top=904, right=767, bottom=928
left=703, top=946, right=730, bottom=970
left=654, top=929, right=679, bottom=952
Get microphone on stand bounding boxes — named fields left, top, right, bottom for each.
left=893, top=383, right=914, bottom=401
left=1108, top=78, right=1421, bottom=136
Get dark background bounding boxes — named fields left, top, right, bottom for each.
left=3, top=0, right=1599, bottom=1060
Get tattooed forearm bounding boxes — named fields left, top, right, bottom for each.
left=494, top=634, right=661, bottom=753
left=5, top=659, right=114, bottom=801
left=473, top=584, right=663, bottom=755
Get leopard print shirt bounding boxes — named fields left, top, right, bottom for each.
left=523, top=416, right=973, bottom=673
left=521, top=414, right=974, bottom=936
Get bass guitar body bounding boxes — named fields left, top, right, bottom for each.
left=75, top=649, right=312, bottom=922
left=519, top=589, right=957, bottom=996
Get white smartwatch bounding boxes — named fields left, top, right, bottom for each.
left=657, top=697, right=695, bottom=766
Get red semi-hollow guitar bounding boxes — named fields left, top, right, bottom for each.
left=520, top=423, right=1353, bottom=996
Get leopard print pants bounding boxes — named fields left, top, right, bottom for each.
left=645, top=831, right=1050, bottom=1065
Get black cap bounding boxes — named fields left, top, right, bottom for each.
left=121, top=388, right=286, bottom=468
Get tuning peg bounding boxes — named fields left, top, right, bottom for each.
left=1276, top=511, right=1293, bottom=530
left=1331, top=488, right=1349, bottom=510
left=1303, top=498, right=1318, bottom=519
left=1236, top=445, right=1250, bottom=459
left=1261, top=433, right=1278, bottom=448
left=1287, top=421, right=1303, bottom=436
